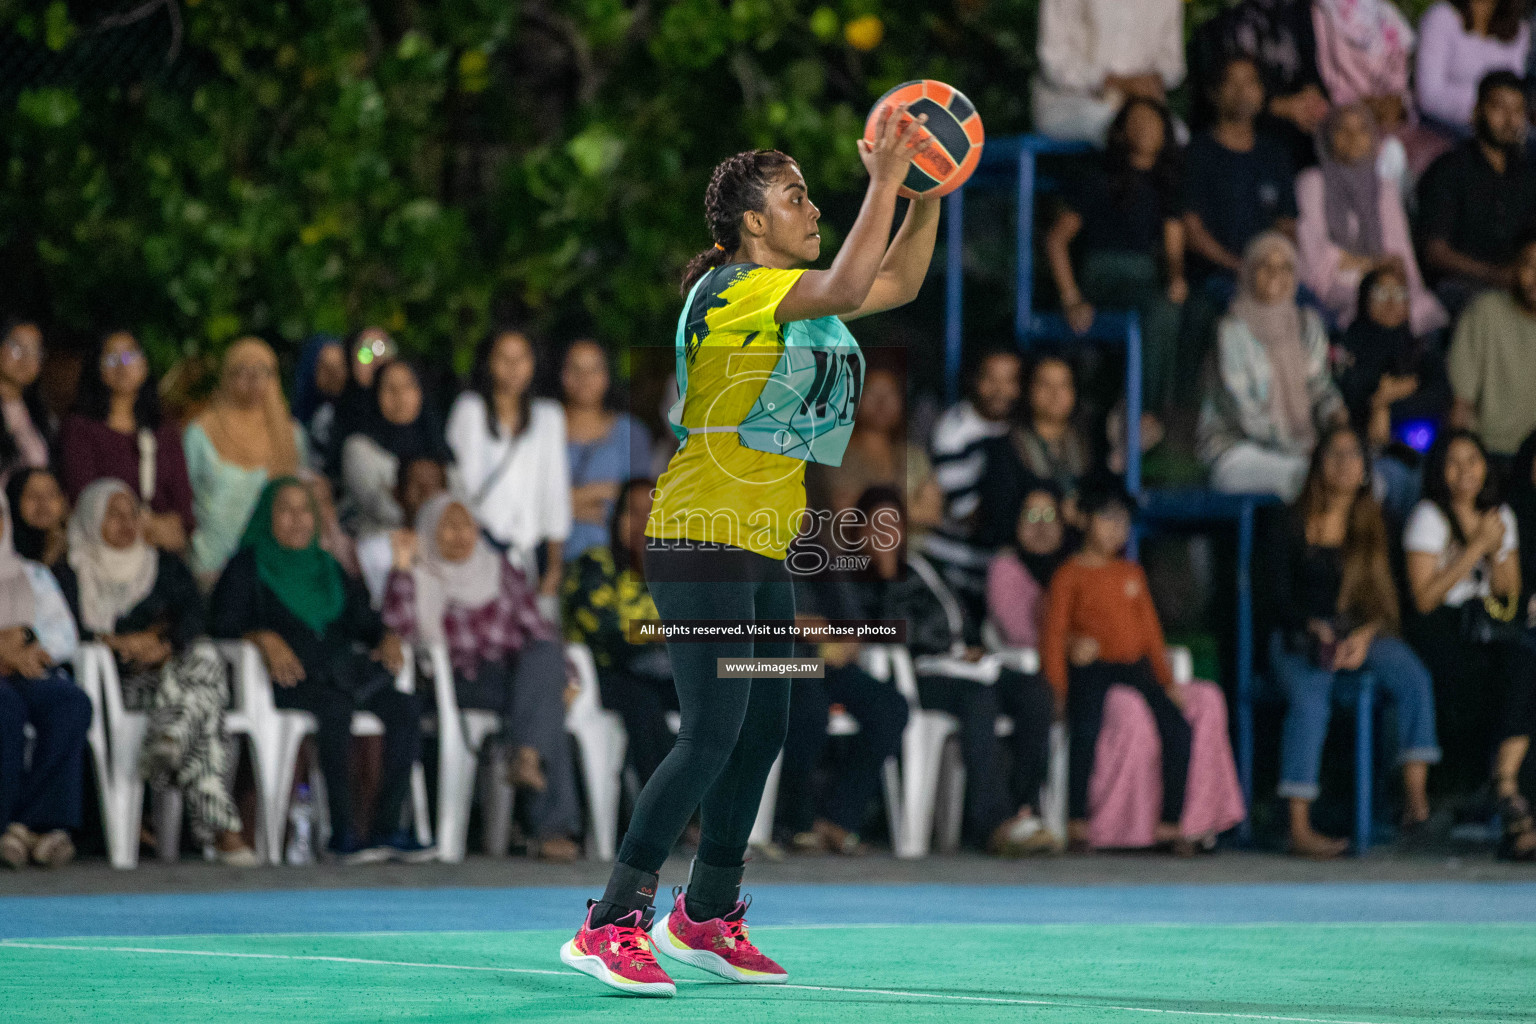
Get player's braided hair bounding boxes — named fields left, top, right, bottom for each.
left=680, top=149, right=797, bottom=295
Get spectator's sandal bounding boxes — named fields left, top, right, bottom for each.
left=1497, top=794, right=1536, bottom=862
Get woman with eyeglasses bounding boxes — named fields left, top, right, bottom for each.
left=57, top=330, right=194, bottom=555
left=0, top=319, right=51, bottom=481
left=987, top=485, right=1070, bottom=651
left=183, top=338, right=307, bottom=588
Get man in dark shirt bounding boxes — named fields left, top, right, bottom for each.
left=1182, top=55, right=1299, bottom=291
left=1176, top=54, right=1299, bottom=406
left=1417, top=70, right=1536, bottom=318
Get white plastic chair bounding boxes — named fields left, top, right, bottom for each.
left=70, top=646, right=129, bottom=866
left=72, top=642, right=257, bottom=869
left=216, top=640, right=430, bottom=865
left=428, top=640, right=625, bottom=863
left=858, top=644, right=952, bottom=859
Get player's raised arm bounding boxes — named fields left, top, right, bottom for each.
left=774, top=104, right=931, bottom=323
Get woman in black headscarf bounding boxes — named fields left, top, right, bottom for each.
left=337, top=359, right=451, bottom=536
left=1337, top=265, right=1452, bottom=443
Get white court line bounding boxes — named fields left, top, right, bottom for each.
left=0, top=940, right=568, bottom=978
left=0, top=939, right=1443, bottom=1024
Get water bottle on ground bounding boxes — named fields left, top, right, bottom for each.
left=286, top=784, right=314, bottom=866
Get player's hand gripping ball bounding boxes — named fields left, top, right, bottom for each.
left=863, top=80, right=985, bottom=198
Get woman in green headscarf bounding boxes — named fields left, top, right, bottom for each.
left=210, top=477, right=433, bottom=864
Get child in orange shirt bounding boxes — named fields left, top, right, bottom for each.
left=1040, top=483, right=1192, bottom=851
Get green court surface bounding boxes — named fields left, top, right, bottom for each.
left=4, top=923, right=1533, bottom=1024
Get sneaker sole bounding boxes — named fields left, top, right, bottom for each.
left=651, top=913, right=788, bottom=984
left=338, top=847, right=393, bottom=866
left=389, top=847, right=440, bottom=865
left=558, top=939, right=676, bottom=997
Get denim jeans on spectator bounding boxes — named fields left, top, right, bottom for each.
left=0, top=670, right=92, bottom=833
left=1080, top=250, right=1183, bottom=414
left=1269, top=631, right=1441, bottom=801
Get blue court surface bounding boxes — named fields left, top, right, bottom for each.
left=3, top=882, right=1534, bottom=1023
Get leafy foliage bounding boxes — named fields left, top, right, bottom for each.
left=0, top=0, right=1426, bottom=375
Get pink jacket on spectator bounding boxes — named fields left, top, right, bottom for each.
left=1295, top=166, right=1447, bottom=335
left=986, top=550, right=1047, bottom=650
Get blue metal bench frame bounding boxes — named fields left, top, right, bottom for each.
left=939, top=134, right=1379, bottom=854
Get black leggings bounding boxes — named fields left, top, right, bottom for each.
left=1067, top=659, right=1190, bottom=825
left=611, top=545, right=794, bottom=874
left=274, top=665, right=422, bottom=848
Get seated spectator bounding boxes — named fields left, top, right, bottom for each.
left=980, top=359, right=1094, bottom=551
left=564, top=479, right=677, bottom=789
left=929, top=349, right=1021, bottom=614
left=383, top=491, right=578, bottom=862
left=210, top=478, right=430, bottom=863
left=1199, top=233, right=1346, bottom=501
left=1416, top=71, right=1536, bottom=316
left=807, top=367, right=917, bottom=515
left=1042, top=484, right=1243, bottom=853
left=325, top=326, right=398, bottom=476
left=1509, top=429, right=1536, bottom=630
left=448, top=328, right=571, bottom=605
left=0, top=490, right=85, bottom=870
left=1267, top=427, right=1439, bottom=859
left=55, top=480, right=255, bottom=865
left=893, top=487, right=1059, bottom=855
left=1446, top=233, right=1536, bottom=462
left=5, top=469, right=68, bottom=567
left=561, top=339, right=650, bottom=562
left=58, top=329, right=195, bottom=555
left=293, top=334, right=347, bottom=471
left=339, top=359, right=450, bottom=536
left=1296, top=105, right=1447, bottom=336
left=0, top=318, right=50, bottom=480
left=1031, top=0, right=1185, bottom=145
left=1337, top=266, right=1453, bottom=450
left=1192, top=0, right=1330, bottom=170
left=184, top=338, right=307, bottom=587
left=1415, top=0, right=1528, bottom=134
left=987, top=486, right=1069, bottom=650
left=1183, top=56, right=1299, bottom=298
left=781, top=487, right=910, bottom=855
left=357, top=457, right=449, bottom=607
left=1403, top=430, right=1536, bottom=860
left=1046, top=98, right=1187, bottom=414
left=1311, top=0, right=1437, bottom=181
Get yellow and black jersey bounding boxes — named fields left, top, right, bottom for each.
left=647, top=262, right=809, bottom=559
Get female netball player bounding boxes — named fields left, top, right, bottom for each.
left=559, top=103, right=940, bottom=997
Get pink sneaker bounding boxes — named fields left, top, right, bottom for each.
left=652, top=890, right=788, bottom=984
left=559, top=903, right=676, bottom=997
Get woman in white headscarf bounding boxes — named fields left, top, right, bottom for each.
left=381, top=491, right=580, bottom=862
left=0, top=490, right=87, bottom=870
left=1198, top=232, right=1349, bottom=501
left=58, top=479, right=254, bottom=865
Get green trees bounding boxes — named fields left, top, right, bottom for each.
left=0, top=1, right=1424, bottom=369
